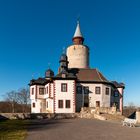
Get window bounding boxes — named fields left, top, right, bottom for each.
left=44, top=88, right=46, bottom=94
left=114, top=91, right=119, bottom=97
left=61, top=83, right=67, bottom=92
left=33, top=103, right=35, bottom=108
left=84, top=86, right=89, bottom=94
left=39, top=88, right=44, bottom=95
left=62, top=73, right=66, bottom=78
left=66, top=100, right=70, bottom=108
left=76, top=86, right=82, bottom=94
left=46, top=86, right=48, bottom=94
left=95, top=87, right=101, bottom=94
left=96, top=101, right=100, bottom=107
left=31, top=88, right=34, bottom=95
left=58, top=100, right=63, bottom=108
left=46, top=101, right=48, bottom=108
left=106, top=88, right=109, bottom=95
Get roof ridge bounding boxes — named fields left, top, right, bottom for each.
left=96, top=69, right=103, bottom=81
left=78, top=68, right=96, bottom=70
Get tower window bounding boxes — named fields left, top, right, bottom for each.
left=95, top=87, right=101, bottom=94
left=66, top=100, right=70, bottom=108
left=106, top=88, right=109, bottom=95
left=61, top=83, right=67, bottom=92
left=58, top=100, right=63, bottom=108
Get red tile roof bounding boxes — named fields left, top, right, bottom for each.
left=75, top=68, right=108, bottom=82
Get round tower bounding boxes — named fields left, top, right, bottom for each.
left=67, top=21, right=89, bottom=68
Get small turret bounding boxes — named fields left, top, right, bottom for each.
left=45, top=69, right=54, bottom=78
left=59, top=53, right=69, bottom=73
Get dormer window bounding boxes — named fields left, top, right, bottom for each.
left=62, top=73, right=66, bottom=78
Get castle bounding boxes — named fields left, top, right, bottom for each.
left=29, top=21, right=125, bottom=114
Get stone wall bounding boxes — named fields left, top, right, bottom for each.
left=0, top=113, right=31, bottom=120
left=0, top=113, right=77, bottom=120
left=81, top=107, right=119, bottom=115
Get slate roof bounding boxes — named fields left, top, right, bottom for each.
left=29, top=78, right=47, bottom=86
left=111, top=81, right=125, bottom=88
left=55, top=71, right=76, bottom=79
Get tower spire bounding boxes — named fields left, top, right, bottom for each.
left=73, top=20, right=83, bottom=38
left=72, top=20, right=84, bottom=44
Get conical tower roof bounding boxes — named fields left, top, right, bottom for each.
left=73, top=21, right=83, bottom=38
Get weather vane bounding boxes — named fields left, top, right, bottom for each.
left=77, top=14, right=80, bottom=24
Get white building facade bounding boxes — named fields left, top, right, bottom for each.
left=29, top=21, right=125, bottom=114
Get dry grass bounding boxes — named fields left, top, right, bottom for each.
left=0, top=120, right=29, bottom=140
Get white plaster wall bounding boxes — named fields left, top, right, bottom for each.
left=76, top=83, right=111, bottom=110
left=51, top=83, right=54, bottom=98
left=67, top=45, right=89, bottom=68
left=55, top=80, right=75, bottom=113
left=101, top=85, right=111, bottom=107
left=46, top=98, right=54, bottom=113
left=31, top=99, right=42, bottom=113
left=30, top=85, right=36, bottom=100
left=45, top=84, right=49, bottom=98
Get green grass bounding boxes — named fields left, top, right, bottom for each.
left=0, top=119, right=29, bottom=140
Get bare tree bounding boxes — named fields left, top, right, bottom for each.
left=128, top=102, right=135, bottom=109
left=3, top=88, right=30, bottom=113
left=17, top=88, right=30, bottom=113
left=5, top=90, right=18, bottom=113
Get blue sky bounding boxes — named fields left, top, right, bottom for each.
left=0, top=0, right=140, bottom=106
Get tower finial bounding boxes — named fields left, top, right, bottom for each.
left=77, top=14, right=80, bottom=24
